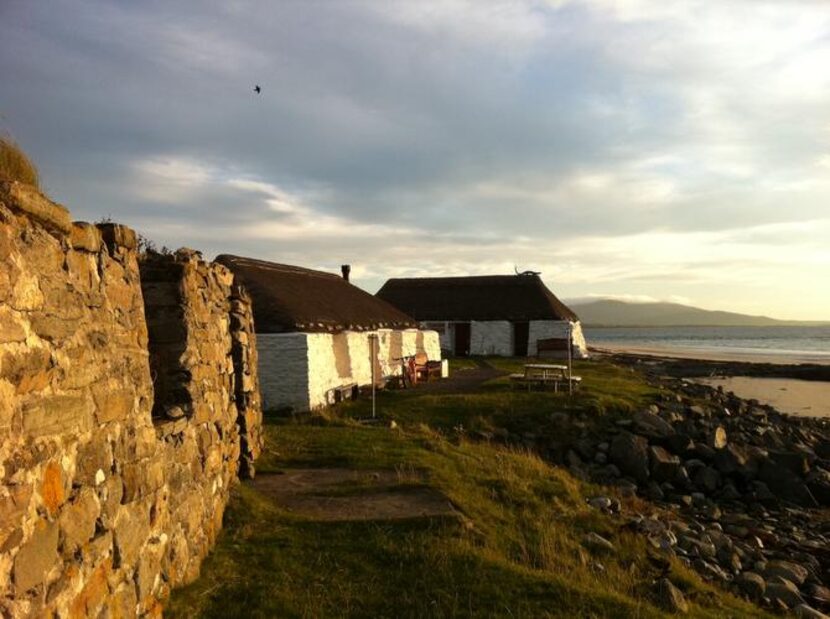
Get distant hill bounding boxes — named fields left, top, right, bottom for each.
left=568, top=299, right=829, bottom=327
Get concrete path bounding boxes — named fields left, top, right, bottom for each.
left=414, top=358, right=507, bottom=395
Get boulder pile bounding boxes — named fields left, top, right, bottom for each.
left=547, top=376, right=830, bottom=614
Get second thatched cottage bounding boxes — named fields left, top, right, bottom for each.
left=216, top=255, right=442, bottom=412
left=376, top=273, right=589, bottom=358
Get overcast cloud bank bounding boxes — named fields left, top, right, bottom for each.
left=1, top=0, right=829, bottom=319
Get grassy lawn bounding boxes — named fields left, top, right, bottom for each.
left=338, top=358, right=661, bottom=436
left=166, top=358, right=765, bottom=618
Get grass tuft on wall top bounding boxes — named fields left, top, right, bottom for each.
left=0, top=136, right=40, bottom=188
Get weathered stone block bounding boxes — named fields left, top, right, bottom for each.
left=59, top=488, right=100, bottom=555
left=76, top=435, right=114, bottom=486
left=113, top=502, right=150, bottom=568
left=13, top=519, right=59, bottom=594
left=1, top=345, right=53, bottom=394
left=91, top=382, right=135, bottom=424
left=66, top=249, right=100, bottom=293
left=41, top=461, right=66, bottom=516
left=108, top=580, right=138, bottom=619
left=68, top=558, right=111, bottom=619
left=0, top=484, right=32, bottom=544
left=137, top=537, right=166, bottom=603
left=0, top=181, right=72, bottom=234
left=112, top=424, right=157, bottom=463
left=10, top=269, right=44, bottom=310
left=81, top=530, right=113, bottom=566
left=0, top=306, right=26, bottom=343
left=97, top=223, right=137, bottom=252
left=29, top=312, right=83, bottom=342
left=121, top=459, right=164, bottom=503
left=163, top=528, right=190, bottom=586
left=99, top=475, right=123, bottom=527
left=22, top=393, right=93, bottom=437
left=0, top=379, right=16, bottom=429
left=69, top=221, right=101, bottom=252
left=0, top=267, right=11, bottom=303
left=105, top=276, right=138, bottom=311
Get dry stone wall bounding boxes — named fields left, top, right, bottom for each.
left=0, top=181, right=262, bottom=617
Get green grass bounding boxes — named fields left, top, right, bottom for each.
left=0, top=137, right=39, bottom=188
left=336, top=358, right=660, bottom=437
left=166, top=358, right=766, bottom=618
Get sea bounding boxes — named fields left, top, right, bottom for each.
left=584, top=325, right=830, bottom=360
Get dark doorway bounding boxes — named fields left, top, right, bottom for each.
left=512, top=322, right=529, bottom=357
left=454, top=323, right=471, bottom=356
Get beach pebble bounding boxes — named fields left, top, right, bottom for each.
left=767, top=577, right=805, bottom=609
left=656, top=578, right=689, bottom=614
left=582, top=533, right=615, bottom=554
left=736, top=571, right=766, bottom=600
left=587, top=496, right=612, bottom=511
left=764, top=560, right=809, bottom=586
left=794, top=604, right=830, bottom=619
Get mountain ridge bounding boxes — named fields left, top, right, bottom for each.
left=568, top=299, right=830, bottom=327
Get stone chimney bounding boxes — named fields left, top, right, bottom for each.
left=341, top=264, right=351, bottom=282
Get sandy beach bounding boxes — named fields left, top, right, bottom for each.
left=695, top=376, right=830, bottom=418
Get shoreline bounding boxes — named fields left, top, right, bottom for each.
left=592, top=345, right=830, bottom=419
left=590, top=343, right=830, bottom=366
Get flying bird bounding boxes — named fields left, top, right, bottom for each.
left=253, top=85, right=261, bottom=94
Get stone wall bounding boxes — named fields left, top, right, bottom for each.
left=256, top=333, right=310, bottom=412
left=0, top=182, right=262, bottom=617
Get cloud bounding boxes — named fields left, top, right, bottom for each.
left=1, top=0, right=830, bottom=319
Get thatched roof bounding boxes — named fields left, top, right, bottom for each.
left=215, top=255, right=417, bottom=333
left=376, top=274, right=579, bottom=322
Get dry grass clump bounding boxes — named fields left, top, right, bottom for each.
left=0, top=136, right=40, bottom=188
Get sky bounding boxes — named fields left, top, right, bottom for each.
left=2, top=0, right=830, bottom=320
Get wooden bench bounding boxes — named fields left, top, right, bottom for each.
left=414, top=352, right=443, bottom=382
left=330, top=382, right=358, bottom=403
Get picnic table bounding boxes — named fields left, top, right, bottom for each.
left=509, top=363, right=581, bottom=393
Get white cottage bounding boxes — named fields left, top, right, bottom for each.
left=376, top=273, right=589, bottom=358
left=216, top=255, right=442, bottom=412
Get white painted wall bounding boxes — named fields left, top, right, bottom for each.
left=470, top=321, right=512, bottom=355
left=528, top=320, right=589, bottom=358
left=305, top=333, right=346, bottom=409
left=423, top=322, right=452, bottom=353
left=418, top=319, right=589, bottom=358
left=257, top=329, right=442, bottom=412
left=570, top=321, right=589, bottom=358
